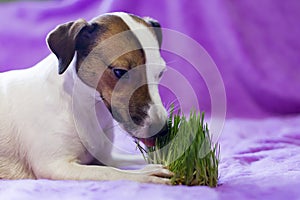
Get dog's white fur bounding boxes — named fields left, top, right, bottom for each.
left=0, top=12, right=172, bottom=184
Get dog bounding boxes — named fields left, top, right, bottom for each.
left=0, top=12, right=173, bottom=184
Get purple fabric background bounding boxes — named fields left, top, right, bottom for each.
left=1, top=0, right=300, bottom=118
left=0, top=0, right=300, bottom=199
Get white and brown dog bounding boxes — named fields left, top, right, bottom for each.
left=0, top=12, right=173, bottom=184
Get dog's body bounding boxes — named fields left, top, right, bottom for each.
left=0, top=12, right=172, bottom=184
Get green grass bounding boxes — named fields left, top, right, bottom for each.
left=137, top=107, right=220, bottom=187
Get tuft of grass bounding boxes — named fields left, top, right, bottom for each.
left=136, top=106, right=220, bottom=187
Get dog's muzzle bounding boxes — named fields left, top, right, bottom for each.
left=139, top=122, right=169, bottom=147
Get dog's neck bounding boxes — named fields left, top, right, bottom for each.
left=62, top=53, right=96, bottom=99
left=63, top=53, right=113, bottom=126
left=60, top=54, right=117, bottom=157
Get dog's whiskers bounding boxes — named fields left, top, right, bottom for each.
left=102, top=123, right=121, bottom=132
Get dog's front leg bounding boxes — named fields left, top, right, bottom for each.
left=105, top=151, right=147, bottom=168
left=34, top=160, right=173, bottom=184
left=93, top=142, right=147, bottom=168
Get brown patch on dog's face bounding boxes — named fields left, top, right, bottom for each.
left=75, top=14, right=153, bottom=134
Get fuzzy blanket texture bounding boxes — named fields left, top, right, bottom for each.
left=0, top=0, right=300, bottom=199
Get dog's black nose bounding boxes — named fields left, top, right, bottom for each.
left=152, top=122, right=169, bottom=138
left=140, top=122, right=169, bottom=147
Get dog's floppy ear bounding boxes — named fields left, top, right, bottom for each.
left=47, top=19, right=88, bottom=75
left=143, top=17, right=162, bottom=48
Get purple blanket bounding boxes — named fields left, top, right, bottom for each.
left=0, top=0, right=300, bottom=199
left=0, top=116, right=299, bottom=199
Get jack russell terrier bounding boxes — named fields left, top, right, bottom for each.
left=0, top=12, right=173, bottom=184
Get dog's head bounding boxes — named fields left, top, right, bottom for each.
left=47, top=12, right=168, bottom=146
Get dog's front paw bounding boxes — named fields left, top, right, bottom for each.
left=126, top=164, right=174, bottom=184
left=140, top=164, right=174, bottom=177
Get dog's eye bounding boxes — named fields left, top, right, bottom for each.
left=113, top=69, right=129, bottom=79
